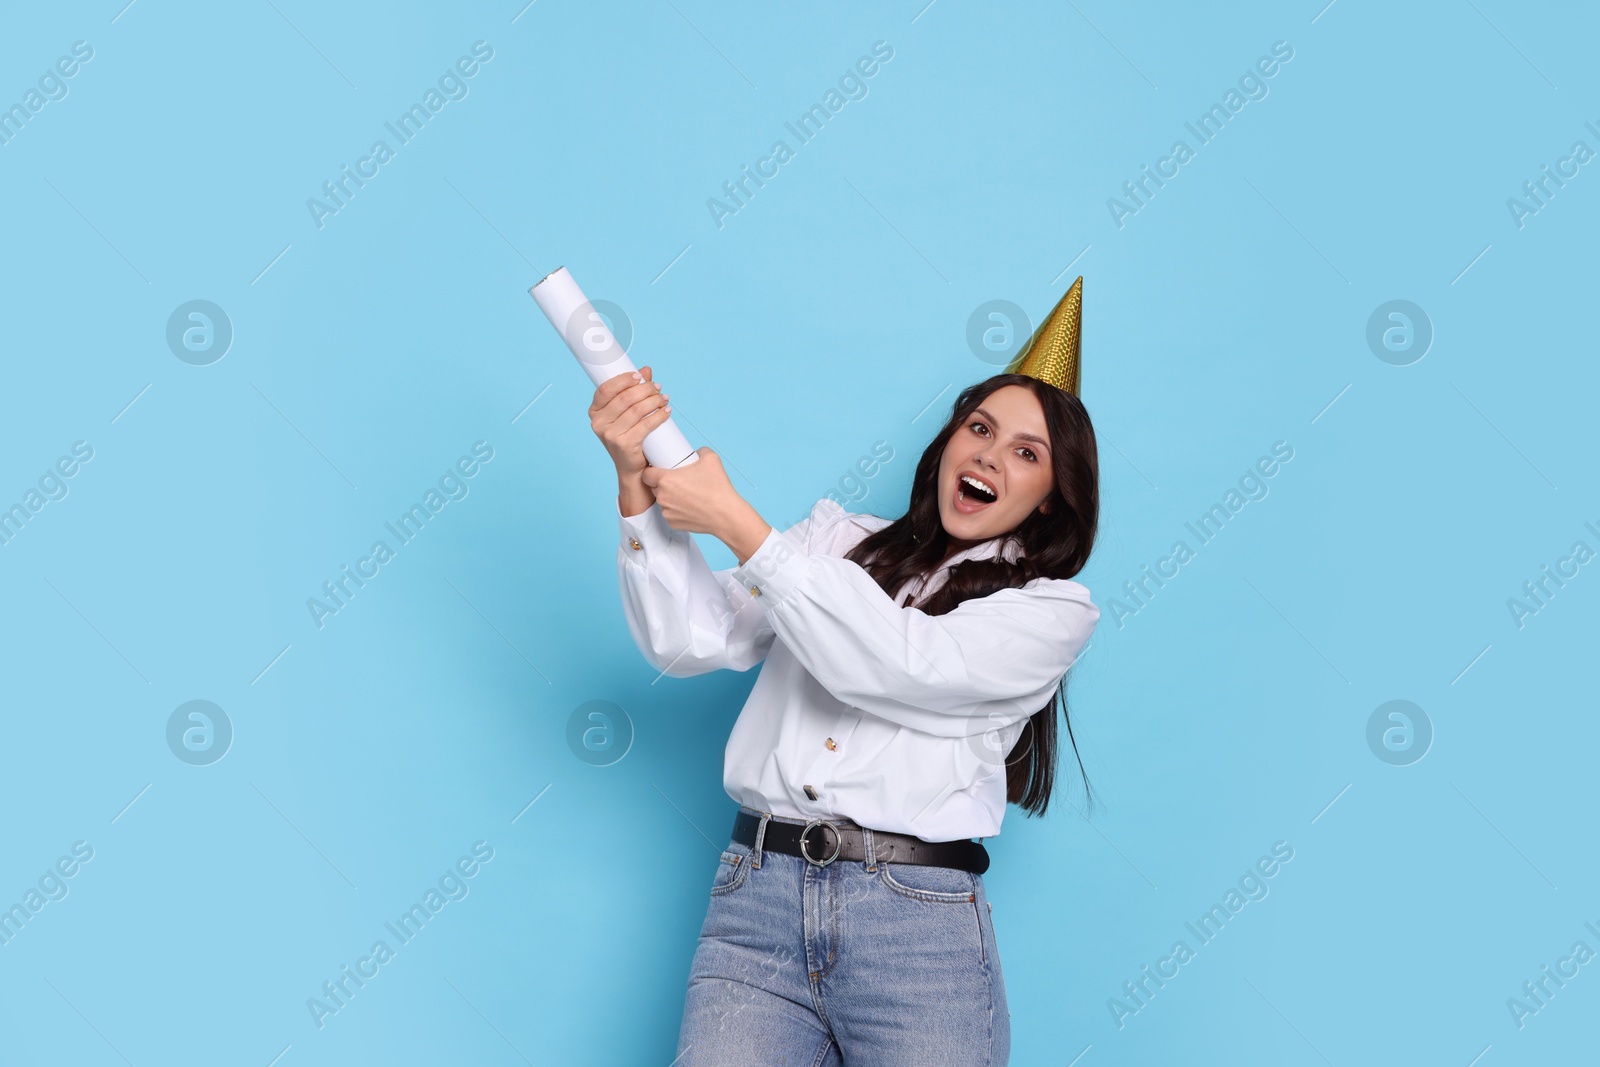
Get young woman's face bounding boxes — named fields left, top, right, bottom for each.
left=937, top=385, right=1055, bottom=550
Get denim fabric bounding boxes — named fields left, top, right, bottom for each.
left=674, top=807, right=1009, bottom=1066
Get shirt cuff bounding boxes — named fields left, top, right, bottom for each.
left=617, top=497, right=677, bottom=564
left=730, top=520, right=814, bottom=605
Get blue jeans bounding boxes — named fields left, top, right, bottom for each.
left=674, top=807, right=1010, bottom=1066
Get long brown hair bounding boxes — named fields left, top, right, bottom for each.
left=844, top=373, right=1100, bottom=817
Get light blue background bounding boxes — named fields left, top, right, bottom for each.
left=2, top=1, right=1596, bottom=1064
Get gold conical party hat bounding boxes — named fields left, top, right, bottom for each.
left=1003, top=275, right=1082, bottom=396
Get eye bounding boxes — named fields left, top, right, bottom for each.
left=971, top=421, right=1039, bottom=462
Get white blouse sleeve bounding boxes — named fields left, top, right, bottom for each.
left=616, top=496, right=822, bottom=677
left=728, top=499, right=1099, bottom=737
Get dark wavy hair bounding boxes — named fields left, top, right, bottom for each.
left=843, top=373, right=1100, bottom=818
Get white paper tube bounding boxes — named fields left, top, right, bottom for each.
left=529, top=266, right=699, bottom=469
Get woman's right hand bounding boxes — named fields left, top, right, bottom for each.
left=590, top=365, right=671, bottom=480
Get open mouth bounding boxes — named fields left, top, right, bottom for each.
left=955, top=473, right=997, bottom=512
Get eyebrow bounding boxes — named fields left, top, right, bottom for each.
left=972, top=407, right=1051, bottom=453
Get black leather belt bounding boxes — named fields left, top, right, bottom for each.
left=732, top=809, right=989, bottom=875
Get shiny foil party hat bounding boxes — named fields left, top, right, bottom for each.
left=1003, top=275, right=1082, bottom=396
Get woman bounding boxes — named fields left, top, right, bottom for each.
left=590, top=335, right=1099, bottom=1065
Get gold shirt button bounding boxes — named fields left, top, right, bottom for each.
left=628, top=538, right=642, bottom=550
left=749, top=584, right=762, bottom=597
left=825, top=737, right=836, bottom=751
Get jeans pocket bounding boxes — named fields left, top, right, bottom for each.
left=710, top=841, right=753, bottom=896
left=879, top=861, right=977, bottom=903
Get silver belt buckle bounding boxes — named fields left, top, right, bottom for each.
left=799, top=818, right=843, bottom=867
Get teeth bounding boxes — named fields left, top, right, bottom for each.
left=960, top=474, right=996, bottom=499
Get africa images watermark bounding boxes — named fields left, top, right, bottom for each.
left=0, top=40, right=94, bottom=148
left=307, top=441, right=495, bottom=629
left=1106, top=440, right=1295, bottom=628
left=0, top=440, right=94, bottom=549
left=1106, top=40, right=1295, bottom=229
left=1108, top=839, right=1296, bottom=1029
left=705, top=439, right=896, bottom=635
left=306, top=41, right=495, bottom=230
left=1506, top=916, right=1600, bottom=1031
left=771, top=439, right=897, bottom=535
left=706, top=40, right=895, bottom=230
left=1506, top=119, right=1600, bottom=230
left=0, top=841, right=95, bottom=949
left=1505, top=519, right=1600, bottom=629
left=306, top=841, right=495, bottom=1029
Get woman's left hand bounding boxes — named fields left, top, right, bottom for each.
left=640, top=447, right=745, bottom=537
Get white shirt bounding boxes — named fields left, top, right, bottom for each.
left=616, top=495, right=1099, bottom=841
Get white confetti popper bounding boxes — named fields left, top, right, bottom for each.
left=529, top=266, right=700, bottom=469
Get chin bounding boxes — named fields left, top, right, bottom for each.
left=940, top=509, right=995, bottom=542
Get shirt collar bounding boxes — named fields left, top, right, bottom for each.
left=848, top=513, right=1023, bottom=604
left=938, top=533, right=1026, bottom=568
left=912, top=532, right=1024, bottom=600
